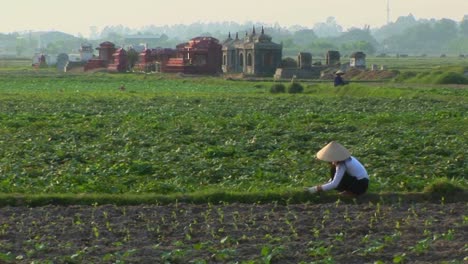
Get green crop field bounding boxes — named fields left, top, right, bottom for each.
left=0, top=69, right=467, bottom=264
left=0, top=58, right=31, bottom=68
left=0, top=70, right=466, bottom=201
left=366, top=56, right=468, bottom=71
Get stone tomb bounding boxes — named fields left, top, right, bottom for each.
left=326, top=50, right=341, bottom=65
left=161, top=37, right=222, bottom=75
left=56, top=53, right=69, bottom=72
left=135, top=49, right=155, bottom=72
left=298, top=52, right=312, bottom=70
left=107, top=48, right=128, bottom=73
left=350, top=52, right=366, bottom=69
left=273, top=52, right=324, bottom=80
left=79, top=44, right=94, bottom=62
left=84, top=42, right=116, bottom=71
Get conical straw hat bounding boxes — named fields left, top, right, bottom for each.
left=316, top=141, right=351, bottom=162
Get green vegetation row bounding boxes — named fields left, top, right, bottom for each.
left=0, top=181, right=466, bottom=207
left=0, top=72, right=466, bottom=201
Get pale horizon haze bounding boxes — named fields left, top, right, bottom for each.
left=1, top=0, right=467, bottom=37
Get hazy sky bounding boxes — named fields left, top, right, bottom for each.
left=1, top=0, right=467, bottom=36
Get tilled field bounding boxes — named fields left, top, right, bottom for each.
left=0, top=201, right=466, bottom=263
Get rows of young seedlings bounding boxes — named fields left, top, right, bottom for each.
left=0, top=200, right=466, bottom=263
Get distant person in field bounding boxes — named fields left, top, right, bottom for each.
left=306, top=141, right=369, bottom=198
left=334, top=70, right=348, bottom=87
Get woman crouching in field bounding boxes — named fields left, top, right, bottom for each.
left=306, top=141, right=369, bottom=198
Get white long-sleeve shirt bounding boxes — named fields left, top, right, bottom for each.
left=321, top=156, right=369, bottom=192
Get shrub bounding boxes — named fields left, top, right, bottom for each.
left=270, top=83, right=286, bottom=93
left=393, top=71, right=417, bottom=82
left=287, top=82, right=304, bottom=94
left=280, top=57, right=297, bottom=68
left=434, top=72, right=468, bottom=84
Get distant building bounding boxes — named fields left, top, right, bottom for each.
left=68, top=54, right=82, bottom=62
left=128, top=44, right=147, bottom=53
left=124, top=35, right=161, bottom=47
left=222, top=26, right=282, bottom=77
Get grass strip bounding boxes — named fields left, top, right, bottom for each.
left=0, top=188, right=465, bottom=207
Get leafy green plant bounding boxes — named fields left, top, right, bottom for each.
left=270, top=83, right=286, bottom=93
left=287, top=82, right=304, bottom=93
left=261, top=245, right=284, bottom=264
left=0, top=252, right=14, bottom=263
left=392, top=253, right=406, bottom=263
left=307, top=240, right=333, bottom=259
left=409, top=238, right=431, bottom=254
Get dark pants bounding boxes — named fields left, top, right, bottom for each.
left=331, top=167, right=369, bottom=195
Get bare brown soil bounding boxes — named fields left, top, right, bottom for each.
left=345, top=68, right=399, bottom=81
left=320, top=68, right=398, bottom=81
left=1, top=200, right=466, bottom=263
